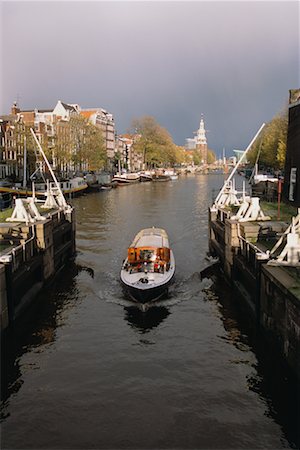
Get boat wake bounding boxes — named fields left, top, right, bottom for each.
left=169, top=272, right=213, bottom=300
left=95, top=266, right=214, bottom=311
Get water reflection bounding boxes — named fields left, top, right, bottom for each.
left=1, top=176, right=298, bottom=450
left=124, top=305, right=170, bottom=334
left=204, top=274, right=300, bottom=449
left=0, top=261, right=85, bottom=404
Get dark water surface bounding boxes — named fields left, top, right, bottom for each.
left=1, top=175, right=299, bottom=449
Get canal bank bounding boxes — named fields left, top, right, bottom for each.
left=0, top=199, right=75, bottom=333
left=1, top=177, right=299, bottom=449
left=208, top=189, right=300, bottom=379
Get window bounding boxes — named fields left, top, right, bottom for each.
left=139, top=249, right=155, bottom=261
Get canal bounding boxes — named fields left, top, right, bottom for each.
left=1, top=174, right=299, bottom=449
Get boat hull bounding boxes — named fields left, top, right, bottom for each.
left=112, top=178, right=134, bottom=184
left=112, top=173, right=140, bottom=184
left=152, top=175, right=170, bottom=182
left=121, top=278, right=173, bottom=303
left=140, top=175, right=153, bottom=182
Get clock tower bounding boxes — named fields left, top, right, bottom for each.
left=196, top=115, right=208, bottom=164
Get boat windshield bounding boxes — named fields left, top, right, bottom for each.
left=126, top=261, right=166, bottom=274
left=124, top=245, right=171, bottom=274
left=139, top=249, right=155, bottom=261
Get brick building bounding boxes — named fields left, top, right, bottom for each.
left=0, top=104, right=26, bottom=180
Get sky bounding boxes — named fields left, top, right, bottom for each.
left=0, top=1, right=299, bottom=157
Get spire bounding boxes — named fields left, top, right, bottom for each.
left=196, top=114, right=207, bottom=146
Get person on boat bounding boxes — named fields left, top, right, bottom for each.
left=159, top=260, right=165, bottom=273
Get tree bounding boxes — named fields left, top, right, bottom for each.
left=23, top=126, right=38, bottom=178
left=193, top=151, right=201, bottom=165
left=248, top=108, right=288, bottom=170
left=57, top=115, right=107, bottom=174
left=53, top=120, right=73, bottom=175
left=85, top=123, right=107, bottom=171
left=12, top=124, right=38, bottom=182
left=69, top=115, right=89, bottom=172
left=131, top=116, right=180, bottom=168
left=173, top=146, right=187, bottom=165
left=207, top=149, right=216, bottom=164
left=276, top=138, right=286, bottom=169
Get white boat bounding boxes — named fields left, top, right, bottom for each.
left=35, top=177, right=88, bottom=195
left=112, top=172, right=140, bottom=184
left=152, top=170, right=171, bottom=182
left=139, top=171, right=153, bottom=182
left=121, top=227, right=175, bottom=303
left=252, top=173, right=278, bottom=184
left=164, top=169, right=178, bottom=180
left=0, top=177, right=88, bottom=198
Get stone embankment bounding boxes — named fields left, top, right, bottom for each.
left=0, top=202, right=75, bottom=332
left=208, top=194, right=300, bottom=379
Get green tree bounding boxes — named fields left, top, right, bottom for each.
left=193, top=151, right=201, bottom=165
left=173, top=145, right=187, bottom=165
left=131, top=116, right=180, bottom=168
left=276, top=138, right=286, bottom=168
left=24, top=126, right=38, bottom=178
left=69, top=115, right=89, bottom=171
left=85, top=123, right=107, bottom=171
left=248, top=108, right=288, bottom=170
left=53, top=121, right=73, bottom=175
left=13, top=124, right=37, bottom=182
left=207, top=149, right=216, bottom=164
left=68, top=115, right=107, bottom=173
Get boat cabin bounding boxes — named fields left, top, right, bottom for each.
left=126, top=246, right=171, bottom=273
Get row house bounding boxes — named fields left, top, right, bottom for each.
left=81, top=108, right=116, bottom=159
left=115, top=135, right=130, bottom=170
left=0, top=102, right=73, bottom=180
left=0, top=105, right=26, bottom=180
left=53, top=100, right=80, bottom=120
left=117, top=134, right=143, bottom=172
left=1, top=100, right=118, bottom=180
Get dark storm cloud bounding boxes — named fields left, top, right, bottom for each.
left=1, top=1, right=299, bottom=154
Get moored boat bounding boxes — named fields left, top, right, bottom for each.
left=112, top=172, right=140, bottom=184
left=164, top=169, right=179, bottom=180
left=35, top=177, right=88, bottom=195
left=0, top=176, right=88, bottom=198
left=152, top=170, right=170, bottom=182
left=139, top=171, right=153, bottom=182
left=120, top=227, right=175, bottom=303
left=84, top=172, right=115, bottom=191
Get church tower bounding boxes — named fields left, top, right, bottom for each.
left=196, top=115, right=208, bottom=164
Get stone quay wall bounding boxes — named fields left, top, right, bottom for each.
left=208, top=208, right=300, bottom=379
left=0, top=208, right=76, bottom=332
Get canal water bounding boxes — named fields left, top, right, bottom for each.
left=1, top=174, right=299, bottom=449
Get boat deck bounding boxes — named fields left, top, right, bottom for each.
left=131, top=228, right=169, bottom=248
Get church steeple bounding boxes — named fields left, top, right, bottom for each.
left=196, top=114, right=207, bottom=146
left=196, top=114, right=208, bottom=164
